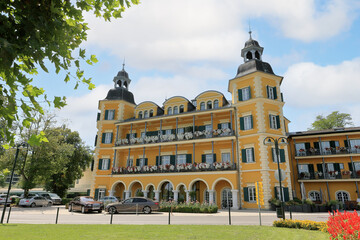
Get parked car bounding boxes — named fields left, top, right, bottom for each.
left=105, top=197, right=159, bottom=214
left=38, top=193, right=62, bottom=205
left=19, top=196, right=52, bottom=207
left=99, top=196, right=119, bottom=206
left=68, top=196, right=104, bottom=213
left=0, top=194, right=13, bottom=205
left=19, top=193, right=38, bottom=199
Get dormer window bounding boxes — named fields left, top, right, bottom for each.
left=179, top=105, right=184, bottom=113
left=213, top=100, right=219, bottom=109
left=207, top=101, right=212, bottom=109
left=149, top=110, right=154, bottom=117
left=168, top=107, right=172, bottom=115
left=174, top=106, right=179, bottom=114
left=200, top=102, right=205, bottom=110
left=144, top=110, right=149, bottom=118
left=138, top=111, right=143, bottom=119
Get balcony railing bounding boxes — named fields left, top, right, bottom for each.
left=295, top=147, right=360, bottom=157
left=298, top=171, right=359, bottom=180
left=112, top=162, right=236, bottom=175
left=115, top=129, right=235, bottom=147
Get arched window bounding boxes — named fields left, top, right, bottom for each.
left=207, top=101, right=212, bottom=109
left=168, top=107, right=172, bottom=115
left=138, top=111, right=143, bottom=119
left=255, top=51, right=260, bottom=60
left=246, top=51, right=252, bottom=60
left=200, top=102, right=205, bottom=110
left=204, top=190, right=216, bottom=204
left=213, top=100, right=219, bottom=109
left=179, top=105, right=184, bottom=113
left=221, top=188, right=232, bottom=208
left=144, top=110, right=149, bottom=118
left=336, top=191, right=350, bottom=203
left=308, top=191, right=321, bottom=202
left=149, top=110, right=154, bottom=117
left=173, top=106, right=179, bottom=114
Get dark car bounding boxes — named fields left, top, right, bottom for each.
left=68, top=196, right=104, bottom=213
left=105, top=197, right=159, bottom=214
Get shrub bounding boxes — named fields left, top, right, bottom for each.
left=268, top=198, right=281, bottom=207
left=273, top=219, right=327, bottom=232
left=327, top=210, right=360, bottom=239
left=303, top=198, right=315, bottom=206
left=61, top=198, right=72, bottom=205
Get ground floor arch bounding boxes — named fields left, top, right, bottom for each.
left=112, top=181, right=126, bottom=200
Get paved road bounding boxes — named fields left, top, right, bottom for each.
left=0, top=205, right=331, bottom=225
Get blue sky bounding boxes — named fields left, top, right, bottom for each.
left=34, top=0, right=360, bottom=147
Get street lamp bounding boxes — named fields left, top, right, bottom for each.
left=1, top=142, right=27, bottom=224
left=263, top=136, right=287, bottom=220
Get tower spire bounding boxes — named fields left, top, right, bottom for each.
left=122, top=57, right=125, bottom=70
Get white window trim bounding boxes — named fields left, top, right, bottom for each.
left=242, top=87, right=250, bottom=101
left=244, top=115, right=252, bottom=130
left=101, top=158, right=110, bottom=170
left=221, top=153, right=231, bottom=163
left=104, top=133, right=112, bottom=144
left=246, top=148, right=254, bottom=163
left=268, top=86, right=275, bottom=99
left=270, top=114, right=277, bottom=129
left=248, top=187, right=256, bottom=202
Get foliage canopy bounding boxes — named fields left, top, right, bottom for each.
left=309, top=111, right=353, bottom=130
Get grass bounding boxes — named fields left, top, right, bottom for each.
left=0, top=224, right=329, bottom=240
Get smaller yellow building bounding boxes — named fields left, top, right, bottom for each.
left=288, top=127, right=360, bottom=207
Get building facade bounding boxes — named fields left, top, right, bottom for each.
left=288, top=127, right=360, bottom=206
left=90, top=34, right=292, bottom=209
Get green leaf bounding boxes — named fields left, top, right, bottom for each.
left=88, top=82, right=96, bottom=90
left=75, top=60, right=80, bottom=68
left=79, top=49, right=86, bottom=58
left=54, top=96, right=67, bottom=108
left=90, top=55, right=98, bottom=63
left=2, top=144, right=10, bottom=150
left=64, top=74, right=70, bottom=83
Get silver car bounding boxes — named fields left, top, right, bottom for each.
left=0, top=194, right=12, bottom=205
left=19, top=196, right=52, bottom=207
left=105, top=197, right=159, bottom=214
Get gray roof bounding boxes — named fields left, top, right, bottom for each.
left=105, top=88, right=135, bottom=104
left=288, top=127, right=360, bottom=137
left=236, top=59, right=274, bottom=78
left=117, top=69, right=129, bottom=79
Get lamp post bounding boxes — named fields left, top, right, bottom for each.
left=263, top=136, right=287, bottom=220
left=1, top=142, right=27, bottom=224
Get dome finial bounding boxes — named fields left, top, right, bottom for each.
left=248, top=22, right=252, bottom=39
left=122, top=57, right=125, bottom=70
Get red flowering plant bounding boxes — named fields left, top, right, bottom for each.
left=327, top=210, right=360, bottom=239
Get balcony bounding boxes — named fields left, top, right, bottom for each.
left=298, top=170, right=360, bottom=180
left=295, top=147, right=360, bottom=157
left=115, top=128, right=235, bottom=147
left=112, top=162, right=237, bottom=175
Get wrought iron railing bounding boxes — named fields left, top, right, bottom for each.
left=295, top=147, right=360, bottom=157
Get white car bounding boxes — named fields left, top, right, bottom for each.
left=19, top=196, right=52, bottom=207
left=0, top=194, right=12, bottom=205
left=99, top=196, right=119, bottom=206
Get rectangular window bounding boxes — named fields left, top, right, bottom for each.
left=248, top=187, right=256, bottom=202
left=102, top=132, right=113, bottom=144
left=137, top=158, right=146, bottom=167
left=321, top=141, right=339, bottom=153
left=269, top=114, right=280, bottom=129
left=246, top=148, right=254, bottom=163
left=127, top=158, right=133, bottom=167
left=267, top=86, right=277, bottom=100
left=221, top=123, right=230, bottom=129
left=98, top=189, right=106, bottom=200
left=295, top=143, right=306, bottom=155
left=99, top=158, right=110, bottom=170
left=161, top=155, right=171, bottom=165
left=221, top=153, right=231, bottom=163
left=238, top=87, right=251, bottom=101
left=205, top=154, right=214, bottom=164
left=177, top=128, right=184, bottom=134
left=176, top=154, right=186, bottom=164
left=205, top=125, right=212, bottom=131
left=165, top=129, right=172, bottom=135
left=240, top=115, right=253, bottom=130
left=104, top=109, right=115, bottom=120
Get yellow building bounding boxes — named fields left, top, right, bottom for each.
left=90, top=33, right=292, bottom=209
left=288, top=127, right=360, bottom=207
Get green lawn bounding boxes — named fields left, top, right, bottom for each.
left=0, top=224, right=329, bottom=240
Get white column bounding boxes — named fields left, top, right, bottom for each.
left=185, top=190, right=191, bottom=203
left=108, top=190, right=114, bottom=197
left=172, top=190, right=179, bottom=202
left=125, top=190, right=131, bottom=199
left=208, top=190, right=215, bottom=204
left=142, top=190, right=149, bottom=198
left=154, top=190, right=161, bottom=201
left=231, top=190, right=239, bottom=210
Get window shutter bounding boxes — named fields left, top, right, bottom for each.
left=171, top=129, right=176, bottom=134
left=272, top=148, right=275, bottom=162
left=145, top=158, right=148, bottom=165
left=101, top=133, right=106, bottom=143
left=104, top=110, right=108, bottom=120
left=344, top=140, right=349, bottom=148
left=241, top=149, right=247, bottom=163
left=170, top=155, right=176, bottom=165
left=238, top=89, right=243, bottom=101
left=98, top=159, right=103, bottom=170
left=276, top=115, right=280, bottom=129
left=86, top=189, right=91, bottom=196
left=243, top=187, right=249, bottom=202
left=266, top=86, right=270, bottom=98
left=308, top=164, right=314, bottom=174
left=201, top=154, right=206, bottom=163
left=334, top=163, right=341, bottom=172
left=305, top=142, right=311, bottom=150
left=280, top=149, right=285, bottom=162
left=273, top=87, right=277, bottom=99
left=198, top=126, right=205, bottom=131
left=91, top=160, right=94, bottom=171
left=348, top=162, right=354, bottom=172
left=110, top=133, right=113, bottom=143
left=274, top=187, right=278, bottom=199
left=213, top=154, right=217, bottom=162
left=269, top=115, right=272, bottom=128
left=251, top=148, right=255, bottom=162
left=218, top=124, right=221, bottom=129
left=126, top=134, right=130, bottom=140
left=329, top=141, right=336, bottom=148
left=281, top=93, right=284, bottom=102
left=247, top=86, right=251, bottom=99
left=250, top=115, right=253, bottom=129
left=240, top=117, right=244, bottom=130
left=317, top=163, right=323, bottom=178
left=107, top=159, right=111, bottom=170
left=136, top=159, right=140, bottom=166
left=156, top=156, right=159, bottom=166
left=186, top=154, right=192, bottom=163
left=94, top=135, right=98, bottom=147
left=97, top=112, right=100, bottom=121
left=283, top=187, right=289, bottom=202
left=94, top=189, right=99, bottom=200
left=314, top=142, right=320, bottom=150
